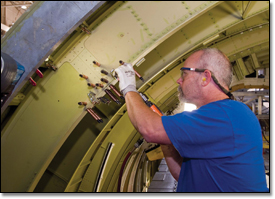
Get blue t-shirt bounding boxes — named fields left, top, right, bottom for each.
left=162, top=99, right=268, bottom=192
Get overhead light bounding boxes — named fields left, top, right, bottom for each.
left=136, top=57, right=145, bottom=67
left=203, top=34, right=219, bottom=45
left=21, top=5, right=27, bottom=9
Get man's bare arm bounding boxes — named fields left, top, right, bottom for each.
left=125, top=92, right=182, bottom=180
left=125, top=91, right=171, bottom=145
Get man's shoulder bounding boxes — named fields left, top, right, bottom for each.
left=205, top=99, right=259, bottom=124
left=205, top=99, right=248, bottom=110
left=199, top=99, right=254, bottom=119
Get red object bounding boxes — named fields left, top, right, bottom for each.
left=117, top=151, right=132, bottom=192
left=134, top=69, right=144, bottom=81
left=150, top=104, right=163, bottom=116
left=87, top=83, right=96, bottom=88
left=81, top=27, right=91, bottom=34
left=80, top=74, right=88, bottom=79
left=109, top=84, right=123, bottom=99
left=29, top=77, right=37, bottom=86
left=36, top=69, right=43, bottom=78
left=78, top=102, right=87, bottom=106
left=134, top=69, right=141, bottom=78
left=96, top=83, right=104, bottom=88
left=93, top=61, right=101, bottom=66
left=100, top=78, right=109, bottom=83
left=105, top=89, right=120, bottom=104
left=87, top=108, right=103, bottom=123
left=101, top=69, right=109, bottom=75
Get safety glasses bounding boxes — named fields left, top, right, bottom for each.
left=180, top=67, right=234, bottom=100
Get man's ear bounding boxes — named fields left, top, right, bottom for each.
left=202, top=70, right=211, bottom=86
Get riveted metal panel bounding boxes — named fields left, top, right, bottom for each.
left=79, top=112, right=138, bottom=192
left=1, top=1, right=106, bottom=115
left=1, top=63, right=93, bottom=192
left=1, top=1, right=270, bottom=193
left=144, top=62, right=182, bottom=103
left=212, top=26, right=269, bottom=57
left=242, top=1, right=270, bottom=19
left=226, top=11, right=269, bottom=35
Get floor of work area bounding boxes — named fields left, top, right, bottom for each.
left=148, top=158, right=178, bottom=192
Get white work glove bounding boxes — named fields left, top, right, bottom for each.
left=115, top=62, right=138, bottom=96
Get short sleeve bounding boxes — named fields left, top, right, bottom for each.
left=161, top=103, right=234, bottom=159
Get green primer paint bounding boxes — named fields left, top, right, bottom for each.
left=140, top=29, right=144, bottom=42
left=106, top=54, right=111, bottom=64
left=163, top=18, right=170, bottom=25
left=170, top=75, right=177, bottom=83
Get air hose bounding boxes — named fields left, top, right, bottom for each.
left=117, top=93, right=163, bottom=192
left=117, top=138, right=144, bottom=192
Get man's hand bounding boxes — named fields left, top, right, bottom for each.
left=115, top=62, right=138, bottom=96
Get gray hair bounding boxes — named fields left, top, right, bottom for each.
left=196, top=48, right=233, bottom=88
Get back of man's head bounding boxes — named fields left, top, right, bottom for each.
left=197, top=48, right=232, bottom=89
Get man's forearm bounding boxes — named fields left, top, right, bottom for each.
left=125, top=92, right=182, bottom=179
left=161, top=145, right=182, bottom=181
left=124, top=91, right=153, bottom=132
left=125, top=92, right=181, bottom=179
left=124, top=91, right=171, bottom=144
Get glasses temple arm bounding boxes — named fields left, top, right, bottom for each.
left=195, top=69, right=234, bottom=100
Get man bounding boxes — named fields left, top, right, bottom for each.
left=115, top=48, right=268, bottom=192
